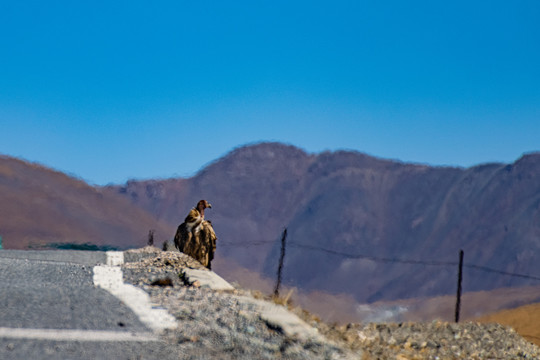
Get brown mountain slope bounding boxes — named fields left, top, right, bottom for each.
left=476, top=302, right=540, bottom=347
left=2, top=143, right=539, bottom=310
left=0, top=155, right=172, bottom=249
left=268, top=150, right=540, bottom=302
left=104, top=143, right=314, bottom=270
left=108, top=143, right=540, bottom=304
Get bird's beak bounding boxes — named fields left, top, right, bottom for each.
left=208, top=203, right=212, bottom=209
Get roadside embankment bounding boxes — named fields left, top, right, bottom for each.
left=122, top=247, right=540, bottom=359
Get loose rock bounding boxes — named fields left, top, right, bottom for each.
left=122, top=249, right=356, bottom=359
left=122, top=249, right=540, bottom=359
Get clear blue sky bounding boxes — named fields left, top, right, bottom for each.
left=1, top=1, right=539, bottom=185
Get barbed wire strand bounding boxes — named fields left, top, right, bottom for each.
left=465, top=264, right=540, bottom=281
left=219, top=240, right=276, bottom=247
left=289, top=242, right=458, bottom=267
left=219, top=239, right=540, bottom=281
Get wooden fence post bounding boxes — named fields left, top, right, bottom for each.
left=273, top=228, right=288, bottom=298
left=147, top=229, right=155, bottom=246
left=455, top=249, right=464, bottom=323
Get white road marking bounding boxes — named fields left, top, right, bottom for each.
left=93, top=251, right=177, bottom=333
left=106, top=251, right=124, bottom=266
left=0, top=327, right=157, bottom=342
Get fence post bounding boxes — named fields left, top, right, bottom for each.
left=148, top=229, right=155, bottom=246
left=455, top=249, right=464, bottom=323
left=273, top=228, right=288, bottom=298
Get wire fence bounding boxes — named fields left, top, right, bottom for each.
left=219, top=238, right=540, bottom=281
left=289, top=242, right=459, bottom=267
left=218, top=231, right=540, bottom=322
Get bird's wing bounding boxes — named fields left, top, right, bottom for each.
left=184, top=208, right=201, bottom=224
left=202, top=220, right=216, bottom=239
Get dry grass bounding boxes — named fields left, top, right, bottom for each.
left=249, top=288, right=295, bottom=308
left=271, top=288, right=295, bottom=306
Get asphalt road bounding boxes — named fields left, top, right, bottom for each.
left=0, top=250, right=180, bottom=360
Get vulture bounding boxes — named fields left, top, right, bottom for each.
left=174, top=200, right=217, bottom=269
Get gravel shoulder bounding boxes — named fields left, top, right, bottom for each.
left=123, top=247, right=355, bottom=359
left=122, top=247, right=540, bottom=360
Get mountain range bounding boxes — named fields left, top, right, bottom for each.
left=2, top=143, right=539, bottom=308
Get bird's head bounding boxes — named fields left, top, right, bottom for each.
left=197, top=200, right=212, bottom=211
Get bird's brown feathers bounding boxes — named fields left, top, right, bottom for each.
left=184, top=208, right=202, bottom=224
left=174, top=199, right=216, bottom=269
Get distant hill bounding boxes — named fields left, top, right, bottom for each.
left=2, top=143, right=539, bottom=309
left=106, top=143, right=540, bottom=303
left=0, top=155, right=171, bottom=249
left=104, top=143, right=313, bottom=270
